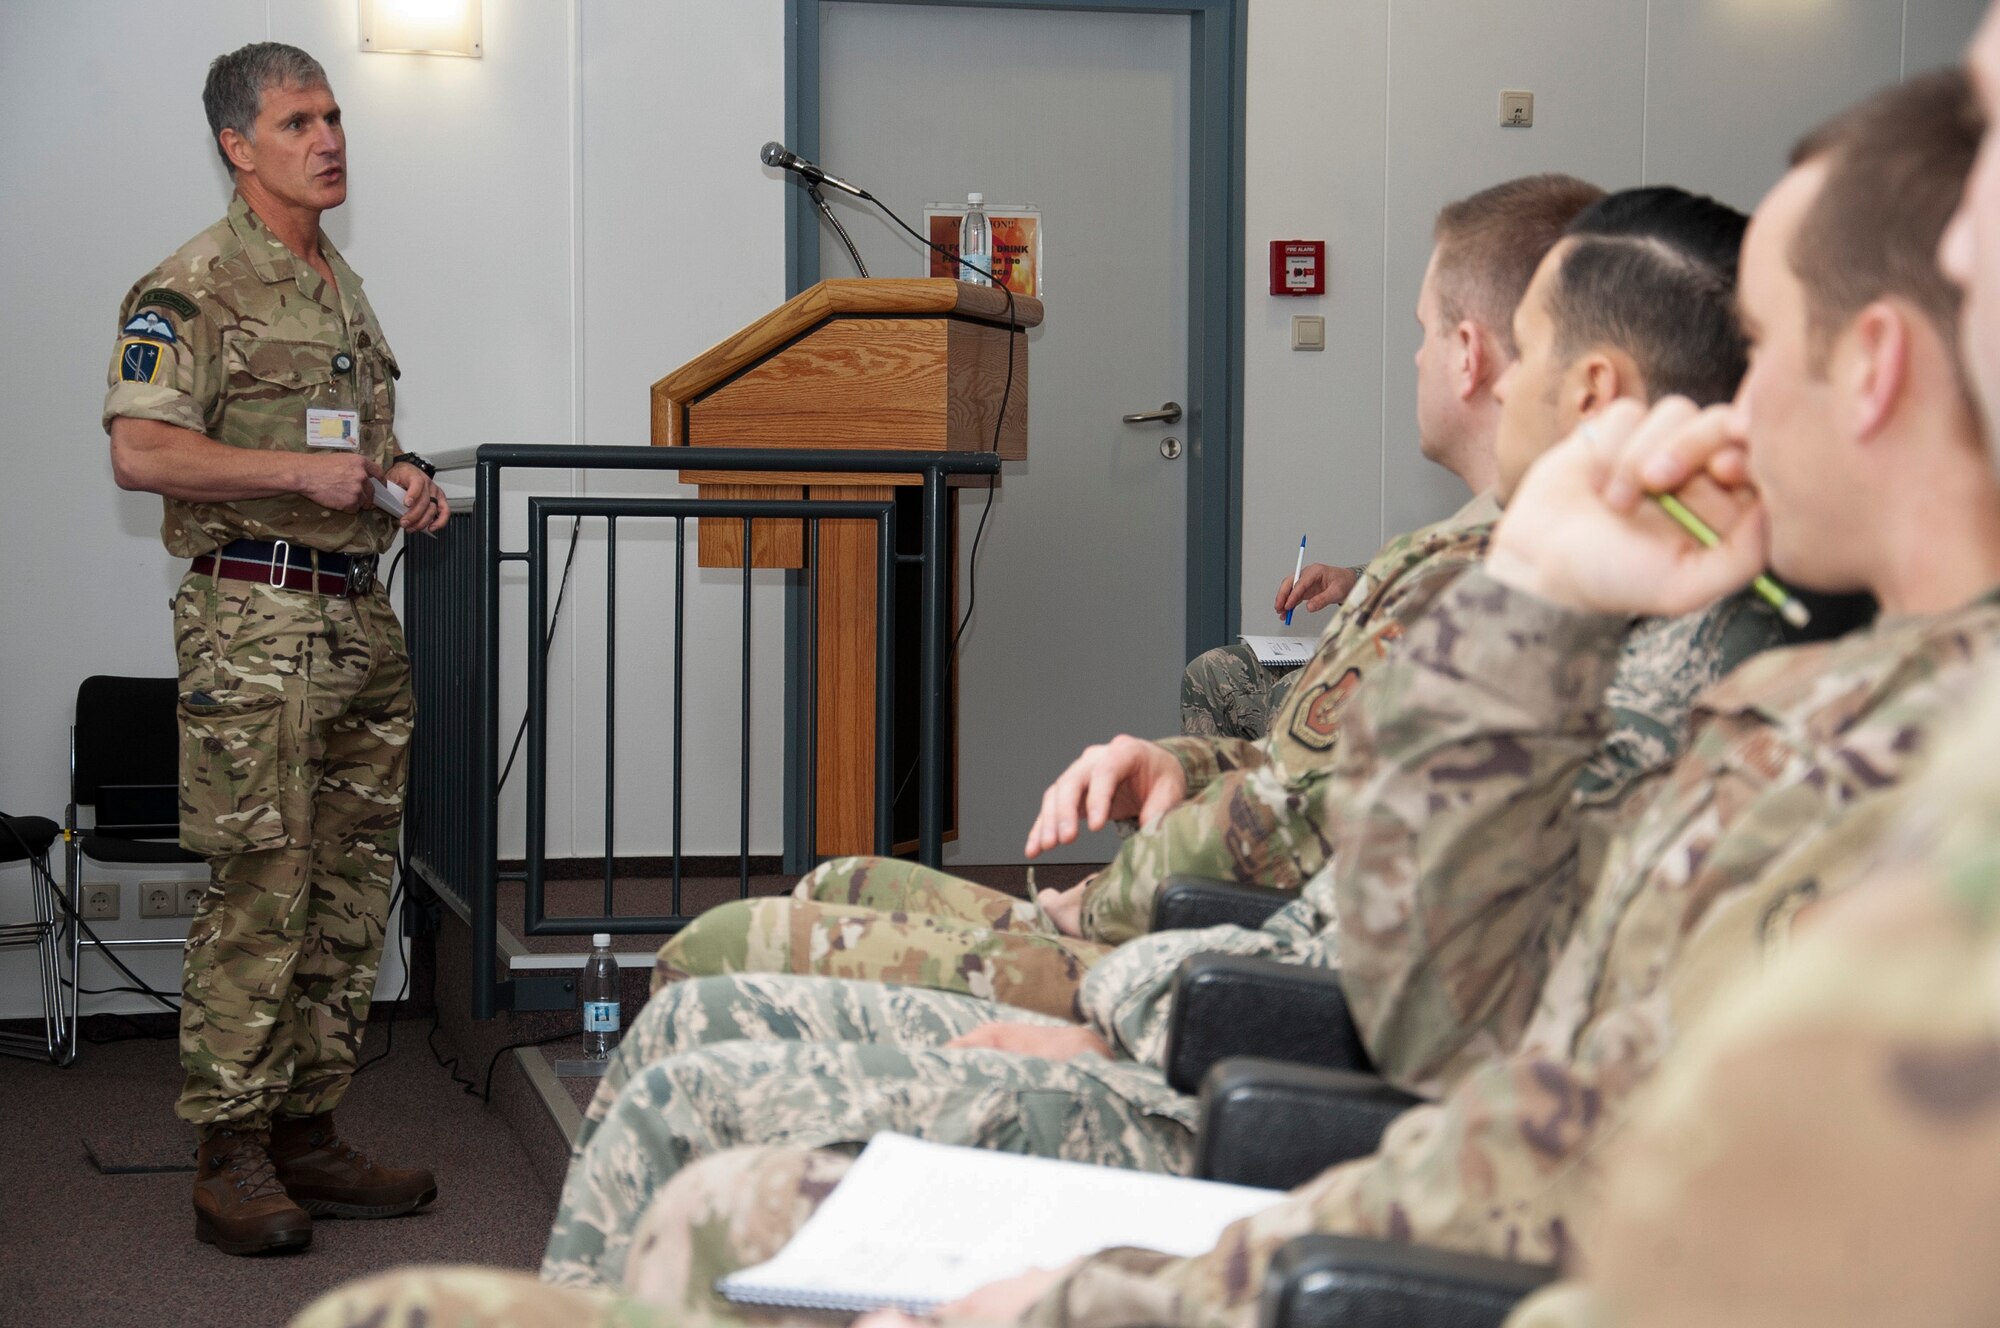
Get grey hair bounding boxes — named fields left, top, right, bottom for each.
left=202, top=43, right=329, bottom=172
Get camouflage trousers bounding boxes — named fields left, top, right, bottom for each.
left=1180, top=641, right=1301, bottom=739
left=655, top=857, right=1113, bottom=1019
left=542, top=973, right=1197, bottom=1290
left=173, top=572, right=412, bottom=1129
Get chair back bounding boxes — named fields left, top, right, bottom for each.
left=72, top=676, right=182, bottom=839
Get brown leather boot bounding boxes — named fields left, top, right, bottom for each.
left=193, top=1126, right=313, bottom=1255
left=268, top=1111, right=438, bottom=1218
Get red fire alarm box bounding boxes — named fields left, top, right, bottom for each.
left=1270, top=240, right=1326, bottom=296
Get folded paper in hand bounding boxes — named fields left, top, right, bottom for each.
left=370, top=477, right=408, bottom=518
left=715, top=1133, right=1281, bottom=1315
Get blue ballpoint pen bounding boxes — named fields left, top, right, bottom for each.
left=1284, top=534, right=1307, bottom=626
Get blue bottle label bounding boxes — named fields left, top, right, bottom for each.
left=584, top=1001, right=620, bottom=1034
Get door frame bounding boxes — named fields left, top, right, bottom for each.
left=780, top=0, right=1247, bottom=866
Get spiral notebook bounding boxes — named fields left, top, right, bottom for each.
left=1240, top=634, right=1316, bottom=668
left=714, top=1133, right=1282, bottom=1315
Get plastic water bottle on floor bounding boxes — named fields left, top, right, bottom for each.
left=960, top=192, right=993, bottom=287
left=580, top=932, right=620, bottom=1059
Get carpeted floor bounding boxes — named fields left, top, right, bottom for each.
left=0, top=1015, right=557, bottom=1328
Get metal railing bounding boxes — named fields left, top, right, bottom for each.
left=406, top=444, right=1000, bottom=1017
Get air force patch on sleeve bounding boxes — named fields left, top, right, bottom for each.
left=119, top=339, right=165, bottom=384
left=122, top=310, right=178, bottom=344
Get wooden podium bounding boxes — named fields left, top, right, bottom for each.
left=652, top=279, right=1043, bottom=857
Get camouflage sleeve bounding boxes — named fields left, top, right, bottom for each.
left=1016, top=1041, right=1615, bottom=1328
left=103, top=273, right=220, bottom=436
left=1325, top=569, right=1627, bottom=1095
left=1575, top=593, right=1782, bottom=808
left=1153, top=734, right=1271, bottom=796
left=1075, top=895, right=1328, bottom=1064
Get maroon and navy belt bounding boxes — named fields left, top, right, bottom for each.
left=190, top=538, right=378, bottom=598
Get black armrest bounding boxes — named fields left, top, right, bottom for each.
left=1152, top=875, right=1297, bottom=933
left=1165, top=953, right=1374, bottom=1096
left=1261, top=1234, right=1557, bottom=1328
left=1196, top=1058, right=1421, bottom=1189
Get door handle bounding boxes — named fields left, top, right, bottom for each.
left=1122, top=402, right=1183, bottom=425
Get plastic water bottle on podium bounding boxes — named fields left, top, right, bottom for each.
left=580, top=932, right=620, bottom=1059
left=960, top=192, right=993, bottom=287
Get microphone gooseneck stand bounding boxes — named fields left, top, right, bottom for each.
left=807, top=181, right=871, bottom=278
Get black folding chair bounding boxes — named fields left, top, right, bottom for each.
left=0, top=809, right=67, bottom=1063
left=62, top=676, right=205, bottom=1056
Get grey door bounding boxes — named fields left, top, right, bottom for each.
left=816, top=2, right=1194, bottom=863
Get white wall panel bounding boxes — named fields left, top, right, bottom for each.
left=1905, top=0, right=1989, bottom=74
left=1379, top=1, right=1649, bottom=542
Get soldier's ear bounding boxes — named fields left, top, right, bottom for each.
left=219, top=128, right=255, bottom=176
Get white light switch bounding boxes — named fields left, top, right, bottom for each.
left=1292, top=315, right=1326, bottom=352
left=1501, top=90, right=1534, bottom=128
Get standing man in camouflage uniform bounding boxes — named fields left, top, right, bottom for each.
left=105, top=43, right=446, bottom=1255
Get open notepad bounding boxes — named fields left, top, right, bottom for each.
left=1239, top=634, right=1316, bottom=668
left=715, top=1133, right=1282, bottom=1315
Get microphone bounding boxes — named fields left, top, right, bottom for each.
left=760, top=141, right=869, bottom=200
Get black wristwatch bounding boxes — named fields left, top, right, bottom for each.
left=392, top=451, right=437, bottom=479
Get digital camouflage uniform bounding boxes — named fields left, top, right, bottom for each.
left=1177, top=639, right=1304, bottom=740
left=533, top=574, right=1996, bottom=1308
left=104, top=192, right=412, bottom=1130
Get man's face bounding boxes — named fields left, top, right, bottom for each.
left=232, top=80, right=345, bottom=212
left=1413, top=251, right=1462, bottom=464
left=1941, top=7, right=2000, bottom=440
left=1491, top=244, right=1571, bottom=503
left=1734, top=164, right=1852, bottom=588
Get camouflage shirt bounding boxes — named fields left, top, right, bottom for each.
left=102, top=191, right=402, bottom=557
left=1074, top=573, right=1778, bottom=1086
left=1025, top=579, right=2000, bottom=1328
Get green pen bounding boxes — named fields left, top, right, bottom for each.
left=1654, top=493, right=1810, bottom=629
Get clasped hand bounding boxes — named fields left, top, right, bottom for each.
left=1485, top=396, right=1768, bottom=617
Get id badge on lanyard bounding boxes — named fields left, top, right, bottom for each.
left=306, top=349, right=360, bottom=450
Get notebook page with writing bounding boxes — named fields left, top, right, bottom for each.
left=716, top=1133, right=1282, bottom=1314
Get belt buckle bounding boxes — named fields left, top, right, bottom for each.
left=345, top=556, right=376, bottom=596
left=268, top=539, right=292, bottom=588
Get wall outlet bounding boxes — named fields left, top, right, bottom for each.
left=80, top=882, right=119, bottom=922
left=178, top=881, right=208, bottom=916
left=139, top=882, right=179, bottom=919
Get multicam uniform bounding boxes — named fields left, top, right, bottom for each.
left=655, top=497, right=1774, bottom=1025
left=104, top=193, right=412, bottom=1132
left=651, top=495, right=1504, bottom=1021
left=1508, top=669, right=2000, bottom=1328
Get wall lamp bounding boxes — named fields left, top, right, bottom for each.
left=359, top=0, right=484, bottom=58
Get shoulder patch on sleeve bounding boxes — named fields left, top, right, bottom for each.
left=118, top=340, right=165, bottom=384
left=121, top=309, right=178, bottom=345
left=137, top=287, right=200, bottom=321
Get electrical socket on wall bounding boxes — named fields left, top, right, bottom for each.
left=79, top=882, right=119, bottom=921
left=178, top=882, right=208, bottom=916
left=139, top=881, right=179, bottom=919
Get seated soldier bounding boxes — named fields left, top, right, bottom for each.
left=510, top=181, right=1781, bottom=1291
left=279, top=67, right=2000, bottom=1327
left=653, top=179, right=1777, bottom=1028
left=1181, top=176, right=1575, bottom=740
